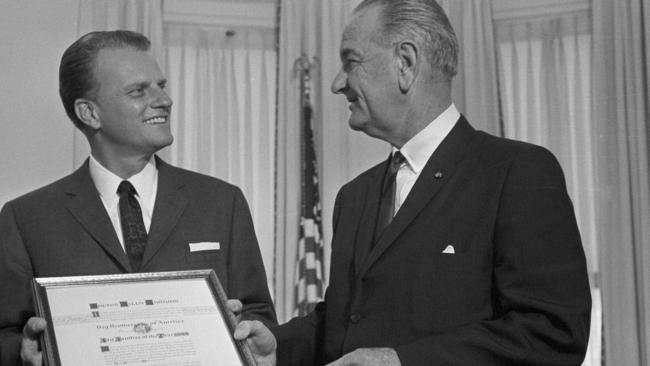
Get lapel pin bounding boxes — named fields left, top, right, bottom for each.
left=434, top=171, right=443, bottom=179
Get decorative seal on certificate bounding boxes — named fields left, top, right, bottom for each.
left=133, top=322, right=152, bottom=334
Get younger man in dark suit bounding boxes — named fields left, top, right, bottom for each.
left=0, top=30, right=276, bottom=366
left=234, top=0, right=591, bottom=365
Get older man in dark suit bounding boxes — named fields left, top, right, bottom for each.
left=235, top=0, right=591, bottom=365
left=0, top=30, right=275, bottom=366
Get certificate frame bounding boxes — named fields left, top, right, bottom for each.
left=32, top=269, right=257, bottom=366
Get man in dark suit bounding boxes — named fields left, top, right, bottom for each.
left=235, top=0, right=591, bottom=365
left=0, top=30, right=275, bottom=366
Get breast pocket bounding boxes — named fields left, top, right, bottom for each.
left=185, top=241, right=223, bottom=267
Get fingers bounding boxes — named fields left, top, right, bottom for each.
left=233, top=319, right=254, bottom=340
left=234, top=321, right=276, bottom=349
left=234, top=320, right=277, bottom=365
left=226, top=299, right=243, bottom=314
left=227, top=299, right=243, bottom=323
left=22, top=317, right=47, bottom=340
left=21, top=317, right=47, bottom=366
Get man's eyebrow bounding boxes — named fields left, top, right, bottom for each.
left=340, top=48, right=360, bottom=60
left=123, top=80, right=151, bottom=91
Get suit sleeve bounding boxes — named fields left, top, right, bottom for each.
left=225, top=187, right=277, bottom=327
left=394, top=146, right=592, bottom=366
left=0, top=202, right=34, bottom=366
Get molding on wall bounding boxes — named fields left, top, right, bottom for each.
left=163, top=0, right=276, bottom=29
left=164, top=0, right=590, bottom=29
left=492, top=0, right=590, bottom=21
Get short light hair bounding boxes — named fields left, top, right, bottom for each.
left=355, top=0, right=458, bottom=81
left=59, top=30, right=151, bottom=130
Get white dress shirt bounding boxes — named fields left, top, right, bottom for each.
left=88, top=155, right=158, bottom=251
left=393, top=103, right=460, bottom=214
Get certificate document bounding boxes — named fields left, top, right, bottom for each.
left=32, top=270, right=255, bottom=366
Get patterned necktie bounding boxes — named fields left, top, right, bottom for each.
left=117, top=180, right=147, bottom=271
left=374, top=151, right=406, bottom=243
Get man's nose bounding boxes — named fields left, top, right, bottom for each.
left=153, top=87, right=173, bottom=108
left=330, top=69, right=347, bottom=94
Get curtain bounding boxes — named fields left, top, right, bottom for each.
left=592, top=0, right=650, bottom=365
left=74, top=0, right=164, bottom=168
left=440, top=0, right=500, bottom=135
left=164, top=24, right=277, bottom=295
left=495, top=10, right=601, bottom=366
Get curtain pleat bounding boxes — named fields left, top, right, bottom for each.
left=495, top=12, right=601, bottom=366
left=592, top=0, right=650, bottom=365
left=164, top=25, right=277, bottom=295
left=439, top=0, right=500, bottom=135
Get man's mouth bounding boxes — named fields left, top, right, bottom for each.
left=143, top=116, right=168, bottom=124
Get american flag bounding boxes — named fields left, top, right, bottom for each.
left=294, top=60, right=325, bottom=316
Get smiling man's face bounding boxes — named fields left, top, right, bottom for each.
left=90, top=47, right=173, bottom=158
left=330, top=4, right=402, bottom=141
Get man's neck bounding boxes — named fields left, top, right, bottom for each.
left=91, top=151, right=154, bottom=179
left=392, top=81, right=453, bottom=148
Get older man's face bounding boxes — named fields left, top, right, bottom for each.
left=331, top=5, right=402, bottom=142
left=90, top=47, right=173, bottom=159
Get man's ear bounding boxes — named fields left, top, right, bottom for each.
left=396, top=41, right=418, bottom=93
left=74, top=99, right=101, bottom=130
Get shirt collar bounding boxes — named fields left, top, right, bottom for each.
left=88, top=155, right=158, bottom=208
left=395, top=103, right=460, bottom=174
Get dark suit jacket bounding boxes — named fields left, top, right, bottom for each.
left=274, top=117, right=591, bottom=365
left=0, top=157, right=276, bottom=365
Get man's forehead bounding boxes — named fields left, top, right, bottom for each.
left=340, top=5, right=382, bottom=50
left=93, top=48, right=165, bottom=91
left=95, top=48, right=160, bottom=73
left=96, top=47, right=152, bottom=62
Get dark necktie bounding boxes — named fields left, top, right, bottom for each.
left=374, top=151, right=406, bottom=243
left=117, top=181, right=147, bottom=271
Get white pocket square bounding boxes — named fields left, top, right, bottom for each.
left=189, top=242, right=220, bottom=252
left=442, top=245, right=455, bottom=254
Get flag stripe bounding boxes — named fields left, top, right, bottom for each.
left=294, top=67, right=325, bottom=316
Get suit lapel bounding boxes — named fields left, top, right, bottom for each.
left=353, top=156, right=390, bottom=275
left=141, top=158, right=189, bottom=268
left=65, top=160, right=131, bottom=271
left=358, top=117, right=481, bottom=278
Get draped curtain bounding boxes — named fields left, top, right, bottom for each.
left=164, top=24, right=277, bottom=294
left=592, top=0, right=650, bottom=365
left=440, top=0, right=500, bottom=135
left=275, top=0, right=499, bottom=322
left=495, top=9, right=601, bottom=366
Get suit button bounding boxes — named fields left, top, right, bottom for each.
left=349, top=314, right=361, bottom=323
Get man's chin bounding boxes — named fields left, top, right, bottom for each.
left=152, top=135, right=174, bottom=152
left=348, top=118, right=366, bottom=132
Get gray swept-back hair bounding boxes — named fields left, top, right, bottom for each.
left=355, top=0, right=458, bottom=81
left=59, top=30, right=151, bottom=130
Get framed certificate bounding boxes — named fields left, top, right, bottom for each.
left=32, top=269, right=257, bottom=366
